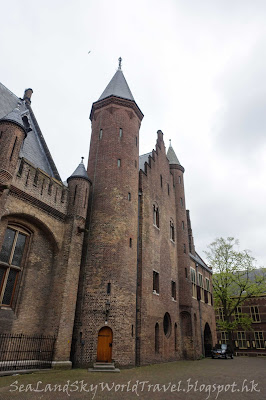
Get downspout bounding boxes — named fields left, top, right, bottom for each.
left=196, top=263, right=204, bottom=355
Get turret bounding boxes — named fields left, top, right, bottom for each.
left=67, top=158, right=91, bottom=218
left=74, top=58, right=144, bottom=367
left=0, top=103, right=27, bottom=186
left=167, top=141, right=192, bottom=308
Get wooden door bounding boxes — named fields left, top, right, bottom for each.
left=96, top=327, right=113, bottom=362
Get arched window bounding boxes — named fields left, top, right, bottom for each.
left=174, top=323, right=178, bottom=351
left=163, top=312, right=172, bottom=338
left=153, top=204, right=159, bottom=228
left=0, top=225, right=29, bottom=307
left=155, top=323, right=159, bottom=353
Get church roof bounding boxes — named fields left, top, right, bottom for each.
left=167, top=142, right=181, bottom=165
left=67, top=158, right=90, bottom=182
left=99, top=61, right=135, bottom=102
left=0, top=82, right=61, bottom=181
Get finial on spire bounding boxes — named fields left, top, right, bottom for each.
left=81, top=156, right=84, bottom=163
left=169, top=139, right=172, bottom=147
left=118, top=57, right=122, bottom=70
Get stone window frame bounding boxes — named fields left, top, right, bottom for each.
left=153, top=270, right=159, bottom=294
left=237, top=331, right=247, bottom=349
left=0, top=224, right=30, bottom=308
left=254, top=331, right=264, bottom=349
left=153, top=203, right=160, bottom=229
left=198, top=272, right=204, bottom=302
left=250, top=305, right=261, bottom=323
left=190, top=267, right=197, bottom=299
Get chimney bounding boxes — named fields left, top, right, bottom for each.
left=23, top=88, right=33, bottom=104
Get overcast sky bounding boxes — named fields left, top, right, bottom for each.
left=1, top=0, right=266, bottom=267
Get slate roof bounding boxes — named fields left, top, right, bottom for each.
left=99, top=68, right=135, bottom=102
left=139, top=152, right=152, bottom=172
left=0, top=82, right=61, bottom=181
left=67, top=159, right=90, bottom=182
left=167, top=143, right=181, bottom=165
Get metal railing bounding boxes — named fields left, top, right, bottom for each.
left=0, top=333, right=56, bottom=371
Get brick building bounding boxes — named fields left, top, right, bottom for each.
left=0, top=60, right=216, bottom=368
left=216, top=292, right=266, bottom=357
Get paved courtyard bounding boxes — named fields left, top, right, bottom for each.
left=0, top=357, right=265, bottom=400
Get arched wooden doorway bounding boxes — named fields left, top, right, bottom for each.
left=97, top=327, right=113, bottom=363
left=204, top=323, right=212, bottom=357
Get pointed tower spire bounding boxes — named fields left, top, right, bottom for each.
left=98, top=58, right=135, bottom=102
left=67, top=157, right=90, bottom=182
left=167, top=141, right=182, bottom=167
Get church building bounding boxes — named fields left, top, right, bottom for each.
left=0, top=59, right=216, bottom=369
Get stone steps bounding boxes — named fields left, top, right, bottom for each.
left=88, top=362, right=120, bottom=373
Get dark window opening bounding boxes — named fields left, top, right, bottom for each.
left=153, top=271, right=159, bottom=294
left=183, top=243, right=186, bottom=253
left=155, top=323, right=159, bottom=353
left=179, top=176, right=182, bottom=184
left=185, top=267, right=188, bottom=278
left=0, top=131, right=3, bottom=140
left=129, top=238, right=132, bottom=248
left=153, top=205, right=159, bottom=228
left=180, top=197, right=183, bottom=207
left=33, top=170, right=39, bottom=186
left=182, top=221, right=185, bottom=230
left=170, top=221, right=175, bottom=241
left=84, top=188, right=88, bottom=208
left=61, top=188, right=65, bottom=203
left=10, top=137, right=18, bottom=161
left=131, top=325, right=134, bottom=337
left=48, top=180, right=53, bottom=195
left=171, top=281, right=176, bottom=300
left=0, top=226, right=28, bottom=307
left=167, top=183, right=170, bottom=195
left=17, top=159, right=24, bottom=176
left=25, top=170, right=30, bottom=186
left=160, top=175, right=163, bottom=187
left=175, top=323, right=178, bottom=351
left=99, top=129, right=103, bottom=140
left=128, top=192, right=131, bottom=201
left=118, top=159, right=121, bottom=167
left=107, top=282, right=111, bottom=294
left=163, top=312, right=172, bottom=337
left=119, top=128, right=123, bottom=138
left=73, top=185, right=77, bottom=205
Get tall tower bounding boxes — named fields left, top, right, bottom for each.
left=74, top=59, right=143, bottom=367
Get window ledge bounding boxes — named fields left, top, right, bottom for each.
left=172, top=298, right=177, bottom=302
left=170, top=239, right=175, bottom=244
left=153, top=224, right=160, bottom=231
left=153, top=290, right=159, bottom=296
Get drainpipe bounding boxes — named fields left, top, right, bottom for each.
left=196, top=263, right=204, bottom=355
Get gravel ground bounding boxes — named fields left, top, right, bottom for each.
left=0, top=357, right=265, bottom=400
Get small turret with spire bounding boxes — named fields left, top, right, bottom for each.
left=67, top=157, right=91, bottom=218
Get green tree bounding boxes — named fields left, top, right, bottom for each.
left=204, top=237, right=266, bottom=350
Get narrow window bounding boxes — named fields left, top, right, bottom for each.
left=160, top=174, right=163, bottom=187
left=33, top=170, right=39, bottom=186
left=119, top=128, right=123, bottom=138
left=155, top=323, right=159, bottom=353
left=180, top=197, right=183, bottom=207
left=153, top=205, right=159, bottom=228
left=190, top=268, right=197, bottom=298
left=179, top=176, right=182, bottom=184
left=167, top=183, right=170, bottom=195
left=136, top=136, right=138, bottom=146
left=182, top=221, right=185, bottom=230
left=84, top=188, right=88, bottom=208
left=174, top=323, right=178, bottom=351
left=54, top=187, right=58, bottom=203
left=0, top=226, right=28, bottom=307
left=183, top=243, right=186, bottom=253
left=107, top=282, right=111, bottom=294
left=135, top=160, right=137, bottom=168
left=99, top=129, right=103, bottom=140
left=17, top=159, right=24, bottom=176
left=25, top=170, right=30, bottom=186
left=131, top=325, right=134, bottom=337
left=129, top=238, right=132, bottom=248
left=10, top=137, right=18, bottom=161
left=185, top=267, right=188, bottom=278
left=117, top=159, right=121, bottom=167
left=171, top=281, right=176, bottom=300
left=0, top=131, right=3, bottom=140
left=61, top=188, right=65, bottom=203
left=170, top=221, right=175, bottom=241
left=153, top=271, right=159, bottom=294
left=48, top=180, right=53, bottom=195
left=128, top=192, right=131, bottom=201
left=41, top=179, right=45, bottom=195
left=73, top=185, right=77, bottom=205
